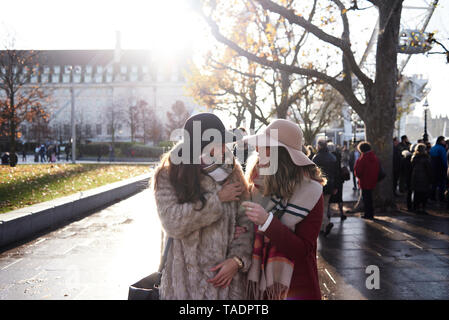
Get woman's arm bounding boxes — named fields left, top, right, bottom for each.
left=263, top=196, right=324, bottom=262
left=155, top=178, right=223, bottom=239
left=226, top=205, right=254, bottom=273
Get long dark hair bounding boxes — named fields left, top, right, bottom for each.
left=154, top=145, right=207, bottom=210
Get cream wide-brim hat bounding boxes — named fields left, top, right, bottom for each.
left=242, top=119, right=314, bottom=167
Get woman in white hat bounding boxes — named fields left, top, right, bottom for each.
left=242, top=119, right=325, bottom=300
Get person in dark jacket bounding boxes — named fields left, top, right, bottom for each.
left=354, top=141, right=380, bottom=220
left=401, top=148, right=414, bottom=211
left=429, top=136, right=447, bottom=203
left=410, top=143, right=433, bottom=214
left=348, top=143, right=360, bottom=191
left=328, top=143, right=347, bottom=221
left=393, top=137, right=401, bottom=196
left=312, top=139, right=338, bottom=235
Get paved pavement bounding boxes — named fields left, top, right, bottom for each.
left=0, top=189, right=162, bottom=300
left=0, top=178, right=448, bottom=300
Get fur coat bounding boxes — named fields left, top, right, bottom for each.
left=154, top=162, right=254, bottom=300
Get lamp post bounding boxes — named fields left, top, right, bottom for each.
left=423, top=98, right=429, bottom=143
left=70, top=66, right=76, bottom=164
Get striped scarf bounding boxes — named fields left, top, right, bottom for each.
left=246, top=171, right=322, bottom=300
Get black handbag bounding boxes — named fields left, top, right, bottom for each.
left=128, top=237, right=173, bottom=300
left=341, top=166, right=351, bottom=181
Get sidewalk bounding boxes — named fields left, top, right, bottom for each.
left=318, top=179, right=449, bottom=299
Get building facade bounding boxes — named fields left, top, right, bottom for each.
left=1, top=43, right=199, bottom=146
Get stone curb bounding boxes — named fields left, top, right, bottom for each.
left=0, top=172, right=153, bottom=249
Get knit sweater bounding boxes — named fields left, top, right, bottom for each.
left=154, top=162, right=254, bottom=300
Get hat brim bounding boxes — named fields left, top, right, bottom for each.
left=243, top=133, right=314, bottom=167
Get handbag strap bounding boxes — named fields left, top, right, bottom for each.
left=158, top=237, right=173, bottom=273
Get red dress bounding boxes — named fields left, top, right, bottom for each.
left=263, top=195, right=324, bottom=300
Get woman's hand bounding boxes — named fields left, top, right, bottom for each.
left=233, top=226, right=247, bottom=239
left=218, top=180, right=243, bottom=202
left=208, top=259, right=240, bottom=288
left=242, top=201, right=269, bottom=226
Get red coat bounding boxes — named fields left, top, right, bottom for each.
left=264, top=195, right=323, bottom=300
left=354, top=151, right=380, bottom=190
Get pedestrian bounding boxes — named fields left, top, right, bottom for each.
left=341, top=141, right=350, bottom=169
left=327, top=143, right=347, bottom=221
left=40, top=144, right=46, bottom=163
left=354, top=141, right=380, bottom=220
left=304, top=145, right=315, bottom=160
left=312, top=139, right=338, bottom=236
left=34, top=146, right=39, bottom=163
left=393, top=137, right=401, bottom=196
left=242, top=119, right=324, bottom=300
left=410, top=143, right=432, bottom=214
left=349, top=142, right=360, bottom=191
left=398, top=135, right=411, bottom=153
left=401, top=148, right=414, bottom=211
left=153, top=113, right=253, bottom=300
left=22, top=148, right=27, bottom=162
left=429, top=136, right=447, bottom=204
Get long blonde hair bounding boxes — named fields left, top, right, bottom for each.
left=246, top=146, right=326, bottom=199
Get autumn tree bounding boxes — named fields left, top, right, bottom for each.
left=166, top=100, right=190, bottom=137
left=136, top=99, right=163, bottom=144
left=105, top=100, right=125, bottom=155
left=290, top=78, right=345, bottom=145
left=0, top=45, right=49, bottom=166
left=186, top=54, right=272, bottom=130
left=196, top=0, right=404, bottom=207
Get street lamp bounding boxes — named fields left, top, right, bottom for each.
left=69, top=66, right=77, bottom=164
left=423, top=98, right=429, bottom=143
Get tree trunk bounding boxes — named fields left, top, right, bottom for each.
left=361, top=1, right=403, bottom=210
left=9, top=94, right=17, bottom=167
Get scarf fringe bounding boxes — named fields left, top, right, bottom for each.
left=246, top=280, right=289, bottom=300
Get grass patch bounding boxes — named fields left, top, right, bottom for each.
left=0, top=164, right=152, bottom=214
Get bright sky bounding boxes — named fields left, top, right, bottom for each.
left=0, top=0, right=447, bottom=117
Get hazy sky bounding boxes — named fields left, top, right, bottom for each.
left=1, top=0, right=447, bottom=117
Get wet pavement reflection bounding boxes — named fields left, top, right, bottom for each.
left=0, top=181, right=448, bottom=299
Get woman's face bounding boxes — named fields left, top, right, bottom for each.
left=208, top=144, right=227, bottom=163
left=256, top=146, right=271, bottom=168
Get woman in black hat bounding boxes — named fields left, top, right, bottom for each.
left=153, top=113, right=254, bottom=300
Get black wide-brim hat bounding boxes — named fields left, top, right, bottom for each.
left=183, top=113, right=237, bottom=151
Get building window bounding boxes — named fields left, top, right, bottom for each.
left=107, top=65, right=113, bottom=74
left=105, top=74, right=113, bottom=82
left=64, top=124, right=70, bottom=136
left=120, top=65, right=127, bottom=74
left=64, top=65, right=71, bottom=74
left=96, top=66, right=103, bottom=74
left=43, top=66, right=50, bottom=74
left=41, top=74, right=49, bottom=83
left=85, top=65, right=93, bottom=74
left=107, top=125, right=112, bottom=135
left=95, top=74, right=102, bottom=83
left=85, top=124, right=91, bottom=136
left=51, top=74, right=59, bottom=83
left=96, top=124, right=102, bottom=135
left=62, top=74, right=70, bottom=83
left=54, top=66, right=61, bottom=74
left=84, top=74, right=92, bottom=83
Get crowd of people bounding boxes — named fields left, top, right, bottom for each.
left=33, top=144, right=65, bottom=163
left=393, top=135, right=449, bottom=212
